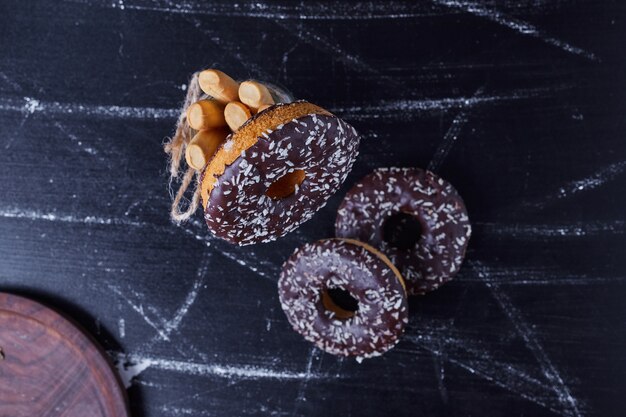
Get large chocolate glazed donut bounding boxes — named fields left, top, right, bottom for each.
left=201, top=102, right=360, bottom=245
left=278, top=238, right=408, bottom=360
left=335, top=168, right=471, bottom=295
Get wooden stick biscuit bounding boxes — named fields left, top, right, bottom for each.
left=187, top=99, right=226, bottom=130
left=238, top=80, right=275, bottom=112
left=198, top=69, right=240, bottom=103
left=185, top=128, right=229, bottom=170
left=224, top=101, right=252, bottom=132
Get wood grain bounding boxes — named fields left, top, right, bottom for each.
left=0, top=293, right=129, bottom=417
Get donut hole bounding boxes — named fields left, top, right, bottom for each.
left=321, top=287, right=359, bottom=319
left=265, top=169, right=306, bottom=199
left=382, top=212, right=422, bottom=250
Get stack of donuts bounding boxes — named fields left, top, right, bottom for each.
left=278, top=168, right=471, bottom=361
left=168, top=69, right=471, bottom=361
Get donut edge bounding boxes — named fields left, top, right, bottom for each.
left=334, top=238, right=407, bottom=294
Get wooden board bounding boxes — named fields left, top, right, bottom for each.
left=0, top=293, right=129, bottom=417
left=0, top=1, right=625, bottom=417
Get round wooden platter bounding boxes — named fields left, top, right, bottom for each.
left=0, top=292, right=129, bottom=417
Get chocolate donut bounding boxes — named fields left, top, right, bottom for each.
left=278, top=238, right=408, bottom=359
left=200, top=101, right=360, bottom=245
left=335, top=168, right=471, bottom=295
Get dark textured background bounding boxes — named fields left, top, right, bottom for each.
left=1, top=1, right=625, bottom=416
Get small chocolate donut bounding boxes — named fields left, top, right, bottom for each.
left=278, top=238, right=408, bottom=359
left=201, top=101, right=360, bottom=245
left=335, top=168, right=471, bottom=295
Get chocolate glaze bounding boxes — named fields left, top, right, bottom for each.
left=278, top=239, right=408, bottom=359
left=335, top=168, right=471, bottom=295
left=205, top=110, right=360, bottom=245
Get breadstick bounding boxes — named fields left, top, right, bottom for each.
left=257, top=103, right=272, bottom=112
left=224, top=101, right=252, bottom=132
left=185, top=128, right=229, bottom=170
left=186, top=99, right=226, bottom=130
left=238, top=80, right=275, bottom=112
left=198, top=69, right=239, bottom=103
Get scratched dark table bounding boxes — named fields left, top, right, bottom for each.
left=1, top=1, right=625, bottom=416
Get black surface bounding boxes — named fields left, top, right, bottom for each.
left=1, top=1, right=625, bottom=416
